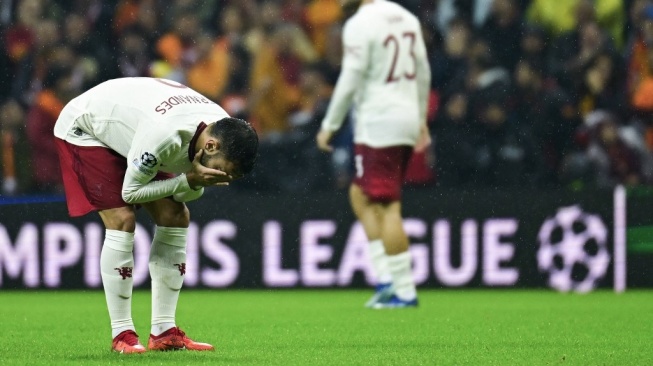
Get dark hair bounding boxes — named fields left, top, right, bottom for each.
left=209, top=117, right=258, bottom=176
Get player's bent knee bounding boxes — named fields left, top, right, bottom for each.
left=157, top=204, right=190, bottom=228
left=99, top=207, right=136, bottom=232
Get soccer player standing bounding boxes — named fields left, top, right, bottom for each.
left=316, top=0, right=431, bottom=308
left=53, top=77, right=258, bottom=352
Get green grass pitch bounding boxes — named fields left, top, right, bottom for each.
left=1, top=289, right=651, bottom=365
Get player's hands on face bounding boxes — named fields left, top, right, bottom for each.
left=316, top=129, right=335, bottom=152
left=186, top=149, right=232, bottom=189
left=413, top=124, right=432, bottom=153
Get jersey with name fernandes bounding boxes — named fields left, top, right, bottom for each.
left=53, top=77, right=230, bottom=203
left=54, top=77, right=228, bottom=174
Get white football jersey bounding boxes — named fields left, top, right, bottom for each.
left=323, top=0, right=430, bottom=147
left=54, top=77, right=230, bottom=203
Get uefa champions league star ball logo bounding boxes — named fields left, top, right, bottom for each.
left=140, top=152, right=158, bottom=168
left=537, top=205, right=610, bottom=293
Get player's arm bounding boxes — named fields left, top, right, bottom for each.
left=317, top=19, right=369, bottom=152
left=122, top=169, right=198, bottom=204
left=172, top=186, right=204, bottom=203
left=123, top=145, right=232, bottom=204
left=121, top=136, right=196, bottom=204
left=415, top=26, right=431, bottom=128
left=317, top=68, right=364, bottom=151
left=320, top=69, right=364, bottom=134
left=414, top=25, right=432, bottom=153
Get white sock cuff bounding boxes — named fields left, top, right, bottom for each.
left=369, top=239, right=385, bottom=256
left=104, top=230, right=135, bottom=252
left=387, top=251, right=416, bottom=301
left=153, top=226, right=188, bottom=248
left=387, top=251, right=411, bottom=267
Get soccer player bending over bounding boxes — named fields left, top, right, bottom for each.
left=53, top=77, right=258, bottom=353
left=317, top=0, right=431, bottom=308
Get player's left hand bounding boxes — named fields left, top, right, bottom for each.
left=186, top=149, right=232, bottom=189
left=413, top=124, right=431, bottom=153
left=316, top=129, right=335, bottom=152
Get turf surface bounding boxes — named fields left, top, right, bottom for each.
left=1, top=290, right=651, bottom=365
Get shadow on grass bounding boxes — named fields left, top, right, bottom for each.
left=67, top=352, right=262, bottom=365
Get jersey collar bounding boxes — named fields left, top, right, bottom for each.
left=188, top=122, right=208, bottom=162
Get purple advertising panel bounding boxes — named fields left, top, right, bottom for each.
left=1, top=187, right=643, bottom=291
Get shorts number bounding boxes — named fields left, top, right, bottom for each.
left=355, top=154, right=364, bottom=178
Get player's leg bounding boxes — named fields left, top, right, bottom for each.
left=349, top=183, right=393, bottom=305
left=353, top=144, right=417, bottom=308
left=55, top=138, right=146, bottom=352
left=352, top=145, right=397, bottom=306
left=142, top=198, right=188, bottom=337
left=97, top=206, right=146, bottom=352
left=142, top=198, right=214, bottom=351
left=375, top=200, right=418, bottom=307
left=378, top=201, right=408, bottom=255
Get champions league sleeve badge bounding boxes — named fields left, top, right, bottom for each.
left=140, top=152, right=158, bottom=168
left=132, top=152, right=159, bottom=174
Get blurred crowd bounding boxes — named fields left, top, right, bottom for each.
left=1, top=0, right=653, bottom=195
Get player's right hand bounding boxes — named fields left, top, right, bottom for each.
left=413, top=124, right=432, bottom=153
left=316, top=129, right=335, bottom=152
left=185, top=149, right=232, bottom=189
